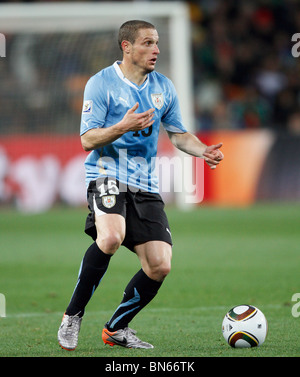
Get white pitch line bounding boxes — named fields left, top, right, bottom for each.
left=2, top=304, right=283, bottom=319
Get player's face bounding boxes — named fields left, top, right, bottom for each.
left=130, top=28, right=160, bottom=74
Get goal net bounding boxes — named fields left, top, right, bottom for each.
left=0, top=2, right=196, bottom=212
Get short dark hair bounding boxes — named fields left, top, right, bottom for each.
left=118, top=20, right=156, bottom=51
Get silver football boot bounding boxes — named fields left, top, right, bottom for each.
left=58, top=313, right=82, bottom=351
left=102, top=325, right=154, bottom=349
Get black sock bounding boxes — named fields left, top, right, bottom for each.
left=106, top=269, right=162, bottom=331
left=66, top=242, right=111, bottom=317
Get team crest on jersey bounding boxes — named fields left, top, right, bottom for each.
left=82, top=100, right=93, bottom=114
left=151, top=93, right=164, bottom=110
left=102, top=195, right=116, bottom=208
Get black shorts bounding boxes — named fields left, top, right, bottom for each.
left=84, top=177, right=172, bottom=252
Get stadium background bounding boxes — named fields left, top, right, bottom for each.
left=1, top=0, right=300, bottom=211
left=0, top=0, right=300, bottom=358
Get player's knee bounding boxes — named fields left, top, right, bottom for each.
left=158, top=266, right=171, bottom=281
left=159, top=261, right=171, bottom=279
left=96, top=232, right=124, bottom=255
left=148, top=259, right=171, bottom=282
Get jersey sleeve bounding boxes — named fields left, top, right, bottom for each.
left=161, top=80, right=187, bottom=134
left=80, top=74, right=108, bottom=136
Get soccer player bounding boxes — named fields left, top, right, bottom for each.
left=58, top=20, right=223, bottom=350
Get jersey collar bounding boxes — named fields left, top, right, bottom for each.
left=113, top=61, right=149, bottom=91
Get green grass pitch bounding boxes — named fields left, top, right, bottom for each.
left=0, top=203, right=299, bottom=357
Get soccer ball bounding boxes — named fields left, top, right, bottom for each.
left=222, top=305, right=268, bottom=348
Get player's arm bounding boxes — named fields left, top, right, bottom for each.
left=81, top=103, right=155, bottom=151
left=167, top=131, right=224, bottom=169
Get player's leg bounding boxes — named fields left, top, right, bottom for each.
left=102, top=241, right=171, bottom=348
left=104, top=241, right=171, bottom=329
left=58, top=178, right=126, bottom=350
left=101, top=190, right=172, bottom=349
left=58, top=213, right=125, bottom=350
left=65, top=213, right=125, bottom=318
left=95, top=213, right=126, bottom=254
left=135, top=240, right=172, bottom=282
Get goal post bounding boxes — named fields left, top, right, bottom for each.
left=0, top=2, right=194, bottom=131
left=0, top=2, right=195, bottom=209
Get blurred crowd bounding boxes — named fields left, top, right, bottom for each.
left=190, top=0, right=300, bottom=133
left=1, top=0, right=300, bottom=134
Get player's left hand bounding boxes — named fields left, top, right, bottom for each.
left=203, top=142, right=224, bottom=169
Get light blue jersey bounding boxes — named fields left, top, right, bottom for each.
left=80, top=61, right=187, bottom=192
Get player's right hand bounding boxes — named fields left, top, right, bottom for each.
left=122, top=102, right=155, bottom=132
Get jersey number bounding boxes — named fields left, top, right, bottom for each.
left=132, top=125, right=153, bottom=138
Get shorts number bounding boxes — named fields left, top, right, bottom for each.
left=97, top=179, right=119, bottom=197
